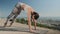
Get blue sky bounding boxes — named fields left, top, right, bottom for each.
left=0, top=0, right=60, bottom=17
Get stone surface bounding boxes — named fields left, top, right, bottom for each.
left=0, top=18, right=60, bottom=34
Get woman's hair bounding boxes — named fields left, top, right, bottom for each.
left=31, top=12, right=38, bottom=15
left=31, top=12, right=39, bottom=20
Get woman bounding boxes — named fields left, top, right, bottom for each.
left=4, top=2, right=39, bottom=32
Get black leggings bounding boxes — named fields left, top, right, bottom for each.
left=7, top=12, right=18, bottom=20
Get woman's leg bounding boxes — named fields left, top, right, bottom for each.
left=9, top=14, right=18, bottom=27
left=4, top=18, right=9, bottom=27
left=4, top=13, right=14, bottom=27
